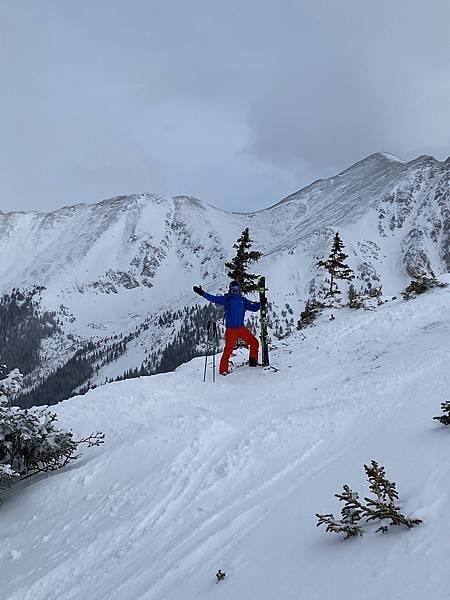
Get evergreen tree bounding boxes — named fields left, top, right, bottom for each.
left=316, top=460, right=422, bottom=539
left=0, top=368, right=104, bottom=501
left=362, top=461, right=422, bottom=532
left=318, top=232, right=355, bottom=297
left=225, top=228, right=263, bottom=293
left=316, top=485, right=364, bottom=539
left=297, top=299, right=323, bottom=329
left=402, top=272, right=446, bottom=300
left=433, top=401, right=450, bottom=425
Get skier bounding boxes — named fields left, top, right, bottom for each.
left=193, top=280, right=260, bottom=375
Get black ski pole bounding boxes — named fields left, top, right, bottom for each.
left=203, top=321, right=212, bottom=382
left=212, top=321, right=219, bottom=383
left=212, top=347, right=215, bottom=382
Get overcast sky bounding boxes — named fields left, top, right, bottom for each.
left=1, top=1, right=449, bottom=214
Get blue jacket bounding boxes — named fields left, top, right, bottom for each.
left=202, top=291, right=260, bottom=328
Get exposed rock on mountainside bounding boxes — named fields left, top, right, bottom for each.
left=0, top=152, right=448, bottom=404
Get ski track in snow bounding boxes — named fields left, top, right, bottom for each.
left=2, top=287, right=450, bottom=599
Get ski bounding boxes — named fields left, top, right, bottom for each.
left=258, top=276, right=270, bottom=367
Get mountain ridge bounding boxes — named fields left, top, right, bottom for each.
left=0, top=151, right=448, bottom=405
left=2, top=151, right=446, bottom=219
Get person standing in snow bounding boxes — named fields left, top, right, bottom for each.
left=193, top=280, right=260, bottom=376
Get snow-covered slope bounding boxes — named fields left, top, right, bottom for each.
left=3, top=285, right=450, bottom=599
left=0, top=152, right=449, bottom=399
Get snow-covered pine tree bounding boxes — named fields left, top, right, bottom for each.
left=348, top=284, right=364, bottom=309
left=0, top=367, right=104, bottom=502
left=225, top=228, right=263, bottom=293
left=402, top=272, right=446, bottom=300
left=297, top=299, right=323, bottom=329
left=0, top=366, right=23, bottom=405
left=318, top=232, right=355, bottom=297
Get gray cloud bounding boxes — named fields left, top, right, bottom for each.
left=247, top=1, right=450, bottom=178
left=0, top=0, right=449, bottom=214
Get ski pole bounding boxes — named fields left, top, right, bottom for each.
left=203, top=349, right=208, bottom=382
left=204, top=320, right=220, bottom=382
left=212, top=321, right=218, bottom=383
left=203, top=321, right=212, bottom=382
left=213, top=321, right=220, bottom=382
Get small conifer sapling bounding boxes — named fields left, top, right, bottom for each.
left=297, top=299, right=323, bottom=329
left=216, top=569, right=226, bottom=583
left=318, top=232, right=355, bottom=297
left=316, top=460, right=422, bottom=539
left=362, top=461, right=421, bottom=532
left=402, top=272, right=446, bottom=300
left=433, top=401, right=450, bottom=425
left=316, top=485, right=364, bottom=539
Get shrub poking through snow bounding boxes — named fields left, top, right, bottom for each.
left=348, top=284, right=364, bottom=309
left=401, top=273, right=446, bottom=300
left=316, top=461, right=422, bottom=539
left=297, top=299, right=324, bottom=329
left=0, top=368, right=104, bottom=502
left=215, top=569, right=226, bottom=583
left=348, top=284, right=384, bottom=310
left=433, top=401, right=450, bottom=426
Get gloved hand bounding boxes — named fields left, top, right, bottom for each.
left=193, top=285, right=204, bottom=296
left=261, top=296, right=268, bottom=306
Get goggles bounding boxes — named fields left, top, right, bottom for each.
left=229, top=285, right=240, bottom=292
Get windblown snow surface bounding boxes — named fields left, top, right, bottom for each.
left=3, top=283, right=450, bottom=600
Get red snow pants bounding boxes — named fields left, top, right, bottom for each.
left=219, top=326, right=259, bottom=374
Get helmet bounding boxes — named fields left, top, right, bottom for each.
left=229, top=280, right=241, bottom=293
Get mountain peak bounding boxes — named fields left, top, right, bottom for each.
left=372, top=152, right=404, bottom=163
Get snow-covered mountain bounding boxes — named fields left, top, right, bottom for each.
left=0, top=152, right=449, bottom=403
left=3, top=283, right=450, bottom=600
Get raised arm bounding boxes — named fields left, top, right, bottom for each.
left=193, top=285, right=226, bottom=306
left=203, top=291, right=227, bottom=306
left=245, top=298, right=260, bottom=312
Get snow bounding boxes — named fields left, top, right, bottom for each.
left=378, top=152, right=404, bottom=163
left=0, top=151, right=448, bottom=391
left=3, top=286, right=450, bottom=599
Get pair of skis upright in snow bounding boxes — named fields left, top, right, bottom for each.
left=258, top=276, right=270, bottom=368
